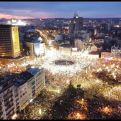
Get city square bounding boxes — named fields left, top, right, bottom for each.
left=0, top=2, right=121, bottom=120
left=16, top=48, right=121, bottom=120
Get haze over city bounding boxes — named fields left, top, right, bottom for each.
left=0, top=2, right=121, bottom=19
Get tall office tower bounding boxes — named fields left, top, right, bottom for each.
left=69, top=13, right=83, bottom=35
left=0, top=25, right=21, bottom=58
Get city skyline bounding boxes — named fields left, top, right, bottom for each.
left=0, top=2, right=121, bottom=19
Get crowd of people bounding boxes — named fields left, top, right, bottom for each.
left=19, top=62, right=121, bottom=119
left=17, top=49, right=121, bottom=120
left=41, top=49, right=98, bottom=75
left=43, top=82, right=121, bottom=120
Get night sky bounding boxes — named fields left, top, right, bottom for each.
left=0, top=2, right=121, bottom=19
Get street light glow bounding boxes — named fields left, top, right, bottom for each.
left=30, top=99, right=33, bottom=103
left=11, top=113, right=18, bottom=119
left=39, top=109, right=42, bottom=115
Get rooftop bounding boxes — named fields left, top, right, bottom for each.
left=27, top=68, right=42, bottom=75
left=13, top=71, right=33, bottom=87
left=0, top=68, right=42, bottom=93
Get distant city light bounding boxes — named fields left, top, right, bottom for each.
left=114, top=25, right=120, bottom=28
left=76, top=16, right=79, bottom=19
left=7, top=19, right=27, bottom=26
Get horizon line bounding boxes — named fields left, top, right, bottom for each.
left=1, top=17, right=121, bottom=20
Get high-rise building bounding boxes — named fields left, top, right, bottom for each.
left=69, top=13, right=83, bottom=35
left=0, top=25, right=21, bottom=58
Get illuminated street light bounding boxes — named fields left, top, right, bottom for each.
left=11, top=113, right=18, bottom=119
left=30, top=99, right=33, bottom=103
left=39, top=108, right=42, bottom=115
left=66, top=80, right=70, bottom=84
left=57, top=89, right=60, bottom=93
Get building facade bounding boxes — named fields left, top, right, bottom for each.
left=0, top=25, right=21, bottom=58
left=0, top=79, right=17, bottom=119
left=0, top=68, right=45, bottom=119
